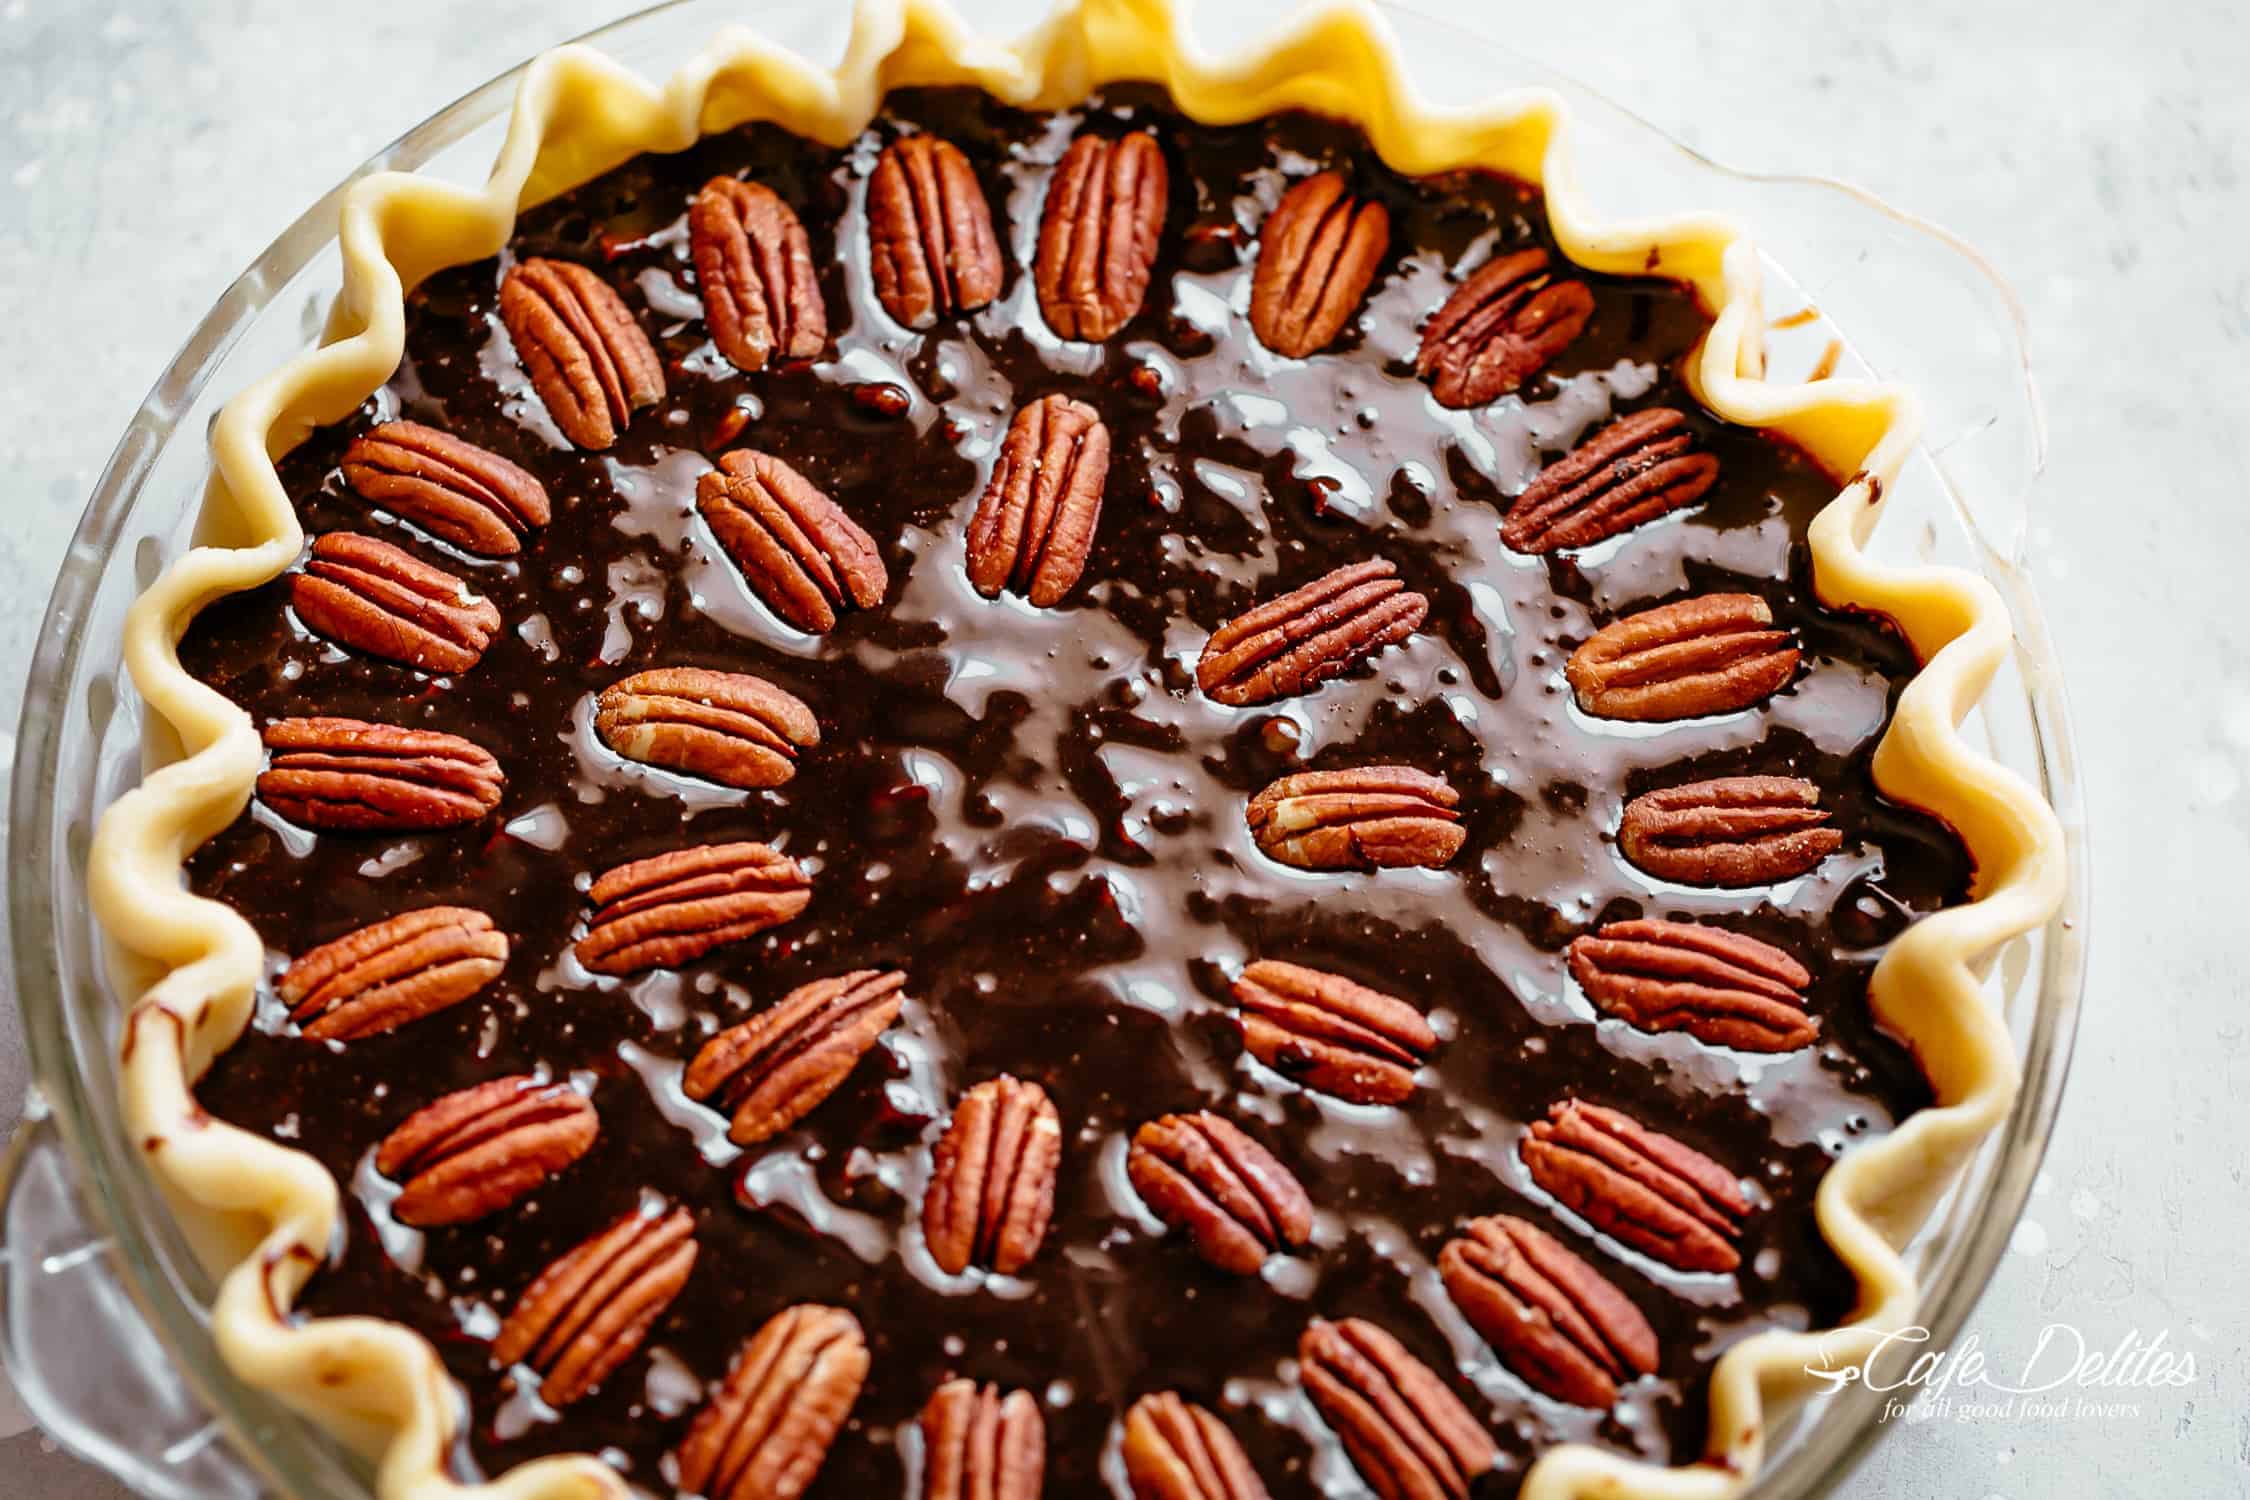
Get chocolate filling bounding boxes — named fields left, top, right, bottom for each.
left=180, top=85, right=1967, bottom=1495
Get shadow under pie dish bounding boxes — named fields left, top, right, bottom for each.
left=76, top=2, right=2072, bottom=1499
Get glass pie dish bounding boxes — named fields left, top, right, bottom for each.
left=0, top=1, right=2085, bottom=1497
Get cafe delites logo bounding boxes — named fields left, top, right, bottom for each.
left=1806, top=1322, right=2198, bottom=1424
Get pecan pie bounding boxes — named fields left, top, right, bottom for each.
left=170, top=81, right=1975, bottom=1500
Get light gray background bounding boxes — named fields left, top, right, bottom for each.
left=1, top=1, right=2243, bottom=1495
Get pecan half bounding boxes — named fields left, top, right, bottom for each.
left=685, top=970, right=906, bottom=1145
left=257, top=717, right=504, bottom=832
left=675, top=1304, right=867, bottom=1500
left=1617, top=775, right=1839, bottom=887
left=339, top=420, right=550, bottom=557
left=922, top=1075, right=1061, bottom=1276
left=1298, top=1318, right=1498, bottom=1500
left=1249, top=171, right=1390, bottom=357
left=689, top=177, right=826, bottom=372
left=1034, top=130, right=1167, bottom=342
left=1566, top=593, right=1798, bottom=720
left=1414, top=247, right=1593, bottom=408
left=1522, top=1099, right=1748, bottom=1273
left=918, top=1379, right=1044, bottom=1500
left=278, top=906, right=507, bottom=1042
left=1437, top=1214, right=1657, bottom=1408
left=498, top=257, right=666, bottom=450
left=1229, top=960, right=1435, bottom=1106
left=493, top=1201, right=697, bottom=1406
left=964, top=394, right=1110, bottom=606
left=1122, top=1392, right=1272, bottom=1500
left=696, top=449, right=888, bottom=632
left=374, top=1075, right=597, bottom=1228
left=1569, top=919, right=1815, bottom=1051
left=575, top=841, right=811, bottom=976
left=594, top=667, right=819, bottom=791
left=1195, top=559, right=1427, bottom=707
left=868, top=135, right=1004, bottom=329
left=290, top=532, right=500, bottom=673
left=1246, top=765, right=1463, bottom=871
left=1503, top=408, right=1720, bottom=553
left=1128, top=1111, right=1311, bottom=1274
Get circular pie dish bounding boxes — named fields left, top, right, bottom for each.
left=0, top=1, right=2085, bottom=1498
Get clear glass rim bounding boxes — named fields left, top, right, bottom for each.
left=4, top=2, right=2089, bottom=1495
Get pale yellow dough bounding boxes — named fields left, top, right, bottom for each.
left=84, top=1, right=2068, bottom=1497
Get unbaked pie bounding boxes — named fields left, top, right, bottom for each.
left=88, top=3, right=2066, bottom=1499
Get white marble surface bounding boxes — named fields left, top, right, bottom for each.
left=1, top=1, right=2243, bottom=1495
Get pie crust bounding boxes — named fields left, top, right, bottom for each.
left=84, top=1, right=2068, bottom=1496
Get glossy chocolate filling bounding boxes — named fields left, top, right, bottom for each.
left=180, top=85, right=1968, bottom=1496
